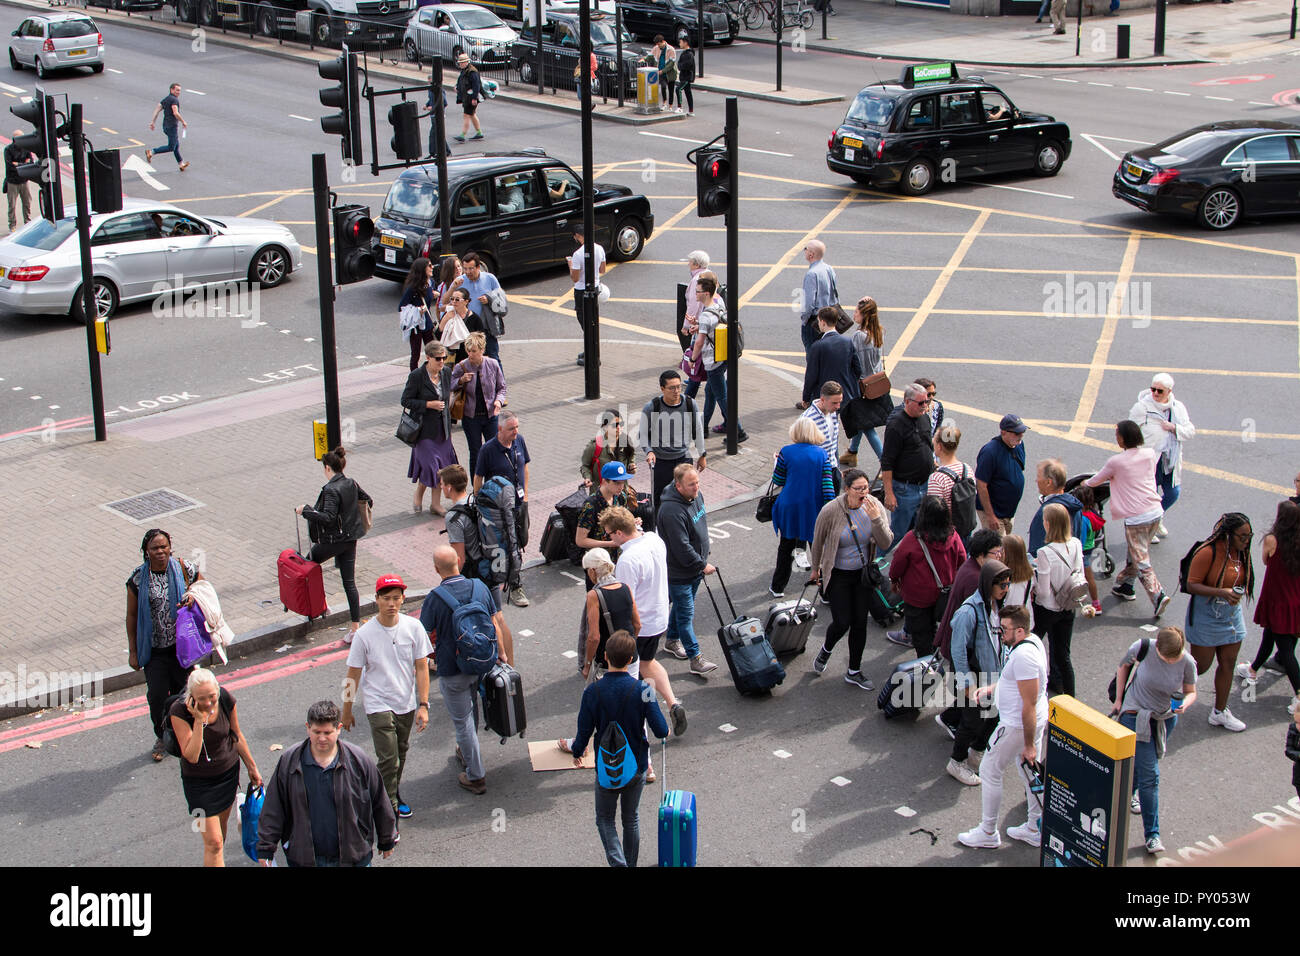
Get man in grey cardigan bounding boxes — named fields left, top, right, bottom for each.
left=641, top=369, right=707, bottom=516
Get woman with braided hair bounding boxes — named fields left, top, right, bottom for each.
left=1237, top=500, right=1300, bottom=715
left=1183, top=511, right=1255, bottom=732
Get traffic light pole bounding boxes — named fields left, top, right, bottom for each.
left=725, top=96, right=738, bottom=457
left=580, top=0, right=600, bottom=400
left=42, top=94, right=63, bottom=222
left=312, top=153, right=342, bottom=449
left=70, top=104, right=105, bottom=443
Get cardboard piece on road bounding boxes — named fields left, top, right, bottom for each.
left=528, top=740, right=596, bottom=771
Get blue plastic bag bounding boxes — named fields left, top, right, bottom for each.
left=240, top=786, right=265, bottom=863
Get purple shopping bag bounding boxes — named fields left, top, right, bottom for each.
left=175, top=602, right=213, bottom=668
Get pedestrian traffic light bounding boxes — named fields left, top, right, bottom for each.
left=695, top=146, right=730, bottom=218
left=388, top=100, right=421, bottom=162
left=9, top=96, right=53, bottom=186
left=332, top=204, right=374, bottom=285
left=319, top=52, right=362, bottom=163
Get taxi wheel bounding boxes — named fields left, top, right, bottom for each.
left=1197, top=187, right=1240, bottom=231
left=1033, top=140, right=1064, bottom=177
left=518, top=59, right=535, bottom=84
left=611, top=218, right=645, bottom=261
left=899, top=158, right=936, bottom=196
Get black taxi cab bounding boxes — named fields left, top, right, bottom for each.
left=371, top=150, right=654, bottom=281
left=826, top=63, right=1072, bottom=196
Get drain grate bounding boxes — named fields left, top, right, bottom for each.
left=102, top=488, right=204, bottom=524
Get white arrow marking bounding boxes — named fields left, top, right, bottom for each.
left=1080, top=132, right=1156, bottom=161
left=1080, top=133, right=1120, bottom=161
left=121, top=153, right=169, bottom=191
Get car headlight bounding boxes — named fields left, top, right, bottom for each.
left=344, top=19, right=360, bottom=31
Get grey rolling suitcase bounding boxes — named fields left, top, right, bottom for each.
left=764, top=581, right=817, bottom=657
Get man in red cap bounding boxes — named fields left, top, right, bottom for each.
left=341, top=574, right=432, bottom=821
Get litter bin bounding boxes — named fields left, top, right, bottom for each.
left=636, top=66, right=660, bottom=114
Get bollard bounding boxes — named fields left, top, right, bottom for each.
left=1117, top=22, right=1130, bottom=59
left=1154, top=0, right=1166, bottom=55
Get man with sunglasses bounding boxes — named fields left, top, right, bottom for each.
left=879, top=383, right=934, bottom=553
left=1129, top=373, right=1195, bottom=543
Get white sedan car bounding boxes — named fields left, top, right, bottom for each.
left=8, top=13, right=104, bottom=78
left=403, top=3, right=517, bottom=67
left=0, top=199, right=302, bottom=320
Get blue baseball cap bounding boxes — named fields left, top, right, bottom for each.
left=601, top=461, right=630, bottom=482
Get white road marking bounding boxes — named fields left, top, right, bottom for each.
left=1081, top=133, right=1155, bottom=145
left=970, top=182, right=1074, bottom=200
left=1088, top=82, right=1113, bottom=87
left=122, top=154, right=169, bottom=191
left=107, top=68, right=123, bottom=74
left=0, top=82, right=26, bottom=94
left=1164, top=90, right=1191, bottom=97
left=719, top=723, right=737, bottom=733
left=1248, top=101, right=1274, bottom=106
left=1018, top=73, right=1039, bottom=79
left=773, top=749, right=791, bottom=758
left=1205, top=95, right=1234, bottom=102
left=1127, top=86, right=1153, bottom=92
left=289, top=114, right=314, bottom=123
left=185, top=89, right=206, bottom=95
left=895, top=806, right=917, bottom=817
left=1052, top=77, right=1079, bottom=83
left=560, top=570, right=585, bottom=584
left=1080, top=132, right=1120, bottom=160
left=831, top=776, right=851, bottom=787
left=561, top=650, right=578, bottom=658
left=637, top=130, right=792, bottom=157
left=518, top=629, right=533, bottom=637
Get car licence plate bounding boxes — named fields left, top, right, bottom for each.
left=380, top=233, right=404, bottom=248
left=842, top=136, right=863, bottom=149
left=1125, top=162, right=1143, bottom=179
left=69, top=48, right=87, bottom=56
left=0, top=267, right=6, bottom=279
left=843, top=148, right=855, bottom=161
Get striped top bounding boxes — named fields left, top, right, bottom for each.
left=801, top=401, right=840, bottom=462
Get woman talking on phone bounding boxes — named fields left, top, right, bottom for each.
left=168, top=668, right=261, bottom=867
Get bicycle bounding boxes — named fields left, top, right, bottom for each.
left=771, top=0, right=813, bottom=32
left=738, top=0, right=771, bottom=30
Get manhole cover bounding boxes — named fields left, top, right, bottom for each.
left=102, top=488, right=204, bottom=524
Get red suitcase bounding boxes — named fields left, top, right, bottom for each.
left=279, top=515, right=328, bottom=619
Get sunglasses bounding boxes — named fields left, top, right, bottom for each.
left=432, top=355, right=447, bottom=361
left=1151, top=387, right=1168, bottom=395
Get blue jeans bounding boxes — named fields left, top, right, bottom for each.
left=1155, top=462, right=1180, bottom=513
left=886, top=480, right=925, bottom=553
left=153, top=127, right=183, bottom=165
left=849, top=427, right=883, bottom=459
left=595, top=772, right=646, bottom=867
left=485, top=332, right=501, bottom=368
left=461, top=414, right=498, bottom=480
left=1037, top=0, right=1050, bottom=15
left=1119, top=711, right=1176, bottom=841
left=701, top=365, right=730, bottom=430
left=440, top=672, right=485, bottom=781
left=666, top=577, right=702, bottom=659
left=684, top=379, right=701, bottom=400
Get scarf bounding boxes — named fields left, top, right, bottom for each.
left=134, top=557, right=186, bottom=668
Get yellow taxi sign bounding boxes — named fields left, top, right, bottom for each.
left=1048, top=694, right=1135, bottom=761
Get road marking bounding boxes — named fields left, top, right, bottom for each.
left=637, top=130, right=793, bottom=157
left=1018, top=73, right=1039, bottom=79
left=773, top=749, right=792, bottom=758
left=898, top=355, right=1295, bottom=379
left=1070, top=232, right=1141, bottom=439
left=1248, top=101, right=1275, bottom=106
left=185, top=89, right=206, bottom=95
left=107, top=67, right=123, bottom=74
left=122, top=154, right=169, bottom=191
left=1080, top=132, right=1120, bottom=161
left=831, top=776, right=851, bottom=787
left=1164, top=90, right=1191, bottom=97
left=1205, top=95, right=1234, bottom=102
left=100, top=126, right=117, bottom=134
left=1087, top=82, right=1113, bottom=87
left=1052, top=77, right=1079, bottom=83
left=969, top=182, right=1073, bottom=200
left=289, top=114, right=314, bottom=123
left=1127, top=86, right=1153, bottom=92
left=239, top=188, right=308, bottom=217
left=0, top=81, right=25, bottom=94
left=560, top=570, right=585, bottom=584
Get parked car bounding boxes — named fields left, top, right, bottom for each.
left=826, top=64, right=1071, bottom=195
left=403, top=2, right=518, bottom=66
left=8, top=13, right=104, bottom=78
left=512, top=11, right=643, bottom=96
left=371, top=150, right=654, bottom=281
left=0, top=199, right=301, bottom=320
left=617, top=0, right=736, bottom=45
left=1112, top=120, right=1300, bottom=230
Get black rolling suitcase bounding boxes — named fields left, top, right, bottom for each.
left=539, top=509, right=571, bottom=563
left=876, top=654, right=945, bottom=719
left=703, top=571, right=785, bottom=696
left=480, top=663, right=526, bottom=743
left=764, top=581, right=817, bottom=657
left=556, top=485, right=589, bottom=565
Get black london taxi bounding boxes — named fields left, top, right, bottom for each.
left=512, top=11, right=644, bottom=96
left=826, top=63, right=1072, bottom=196
left=617, top=0, right=737, bottom=46
left=371, top=150, right=655, bottom=281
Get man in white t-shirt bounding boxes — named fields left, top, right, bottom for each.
left=602, top=505, right=687, bottom=746
left=341, top=574, right=432, bottom=821
left=959, top=604, right=1049, bottom=850
left=569, top=225, right=607, bottom=367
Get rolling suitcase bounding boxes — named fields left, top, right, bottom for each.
left=764, top=581, right=817, bottom=657
left=658, top=739, right=697, bottom=867
left=480, top=662, right=526, bottom=743
left=556, top=485, right=589, bottom=565
left=703, top=571, right=785, bottom=696
left=279, top=514, right=327, bottom=620
left=539, top=509, right=570, bottom=564
left=876, top=654, right=944, bottom=719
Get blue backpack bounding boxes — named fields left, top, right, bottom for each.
left=434, top=580, right=499, bottom=675
left=596, top=681, right=642, bottom=790
left=473, top=476, right=518, bottom=586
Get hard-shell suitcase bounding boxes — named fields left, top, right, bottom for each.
left=480, top=662, right=526, bottom=743
left=556, top=485, right=589, bottom=565
left=279, top=515, right=327, bottom=620
left=764, top=581, right=817, bottom=657
left=876, top=654, right=944, bottom=718
left=539, top=509, right=570, bottom=564
left=658, top=739, right=697, bottom=867
left=703, top=571, right=785, bottom=696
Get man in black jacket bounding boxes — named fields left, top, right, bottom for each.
left=4, top=131, right=34, bottom=232
left=802, top=306, right=861, bottom=406
left=257, top=700, right=398, bottom=867
left=658, top=464, right=718, bottom=676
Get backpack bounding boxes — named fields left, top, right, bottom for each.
left=474, top=476, right=519, bottom=586
left=433, top=580, right=499, bottom=676
left=595, top=681, right=641, bottom=790
left=1108, top=637, right=1151, bottom=705
left=937, top=464, right=977, bottom=539
left=161, top=687, right=235, bottom=758
left=1044, top=542, right=1089, bottom=609
left=442, top=502, right=487, bottom=580
left=650, top=394, right=700, bottom=446
left=1178, top=539, right=1212, bottom=596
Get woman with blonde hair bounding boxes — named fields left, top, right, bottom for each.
left=1000, top=534, right=1034, bottom=608
left=1032, top=504, right=1085, bottom=697
left=451, top=331, right=507, bottom=480
left=768, top=415, right=836, bottom=597
left=168, top=668, right=261, bottom=867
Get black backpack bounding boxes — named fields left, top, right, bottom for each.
left=442, top=501, right=487, bottom=580
left=1178, top=540, right=1211, bottom=595
left=161, top=687, right=234, bottom=758
left=1107, top=638, right=1151, bottom=705
left=937, top=464, right=977, bottom=539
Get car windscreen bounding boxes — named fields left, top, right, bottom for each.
left=845, top=91, right=896, bottom=129
left=384, top=178, right=439, bottom=221
left=11, top=218, right=76, bottom=251
left=48, top=18, right=97, bottom=38
left=588, top=21, right=627, bottom=44
left=455, top=9, right=505, bottom=29
left=1151, top=130, right=1228, bottom=162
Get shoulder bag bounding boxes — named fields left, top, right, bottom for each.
left=861, top=366, right=890, bottom=400
left=1047, top=543, right=1090, bottom=609
left=918, top=537, right=953, bottom=619
left=756, top=478, right=778, bottom=523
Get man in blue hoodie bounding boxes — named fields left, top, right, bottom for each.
left=1026, top=459, right=1084, bottom=556
left=657, top=463, right=719, bottom=676
left=944, top=560, right=1011, bottom=788
left=565, top=631, right=670, bottom=867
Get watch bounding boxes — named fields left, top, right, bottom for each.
left=418, top=702, right=429, bottom=708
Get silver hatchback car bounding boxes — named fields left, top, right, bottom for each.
left=0, top=199, right=302, bottom=320
left=8, top=13, right=105, bottom=78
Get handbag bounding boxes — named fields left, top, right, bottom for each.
left=848, top=519, right=888, bottom=592
left=869, top=467, right=886, bottom=505
left=1047, top=543, right=1090, bottom=609
left=756, top=479, right=778, bottom=523
left=239, top=785, right=265, bottom=863
left=861, top=369, right=890, bottom=400
left=449, top=388, right=466, bottom=423
left=174, top=602, right=213, bottom=668
left=440, top=310, right=470, bottom=350
left=396, top=408, right=422, bottom=446
left=679, top=349, right=705, bottom=383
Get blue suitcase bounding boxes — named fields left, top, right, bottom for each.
left=657, top=740, right=698, bottom=867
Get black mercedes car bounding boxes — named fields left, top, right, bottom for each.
left=1112, top=120, right=1300, bottom=231
left=512, top=11, right=644, bottom=96
left=617, top=0, right=737, bottom=45
left=371, top=150, right=655, bottom=281
left=826, top=63, right=1072, bottom=196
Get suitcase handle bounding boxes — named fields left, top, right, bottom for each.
left=661, top=736, right=667, bottom=803
left=295, top=509, right=303, bottom=556
left=794, top=578, right=815, bottom=609
left=701, top=569, right=737, bottom=625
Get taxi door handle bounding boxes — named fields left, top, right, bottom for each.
left=498, top=231, right=510, bottom=238
left=988, top=134, right=999, bottom=142
left=939, top=140, right=950, bottom=149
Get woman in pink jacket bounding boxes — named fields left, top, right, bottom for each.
left=1085, top=420, right=1171, bottom=618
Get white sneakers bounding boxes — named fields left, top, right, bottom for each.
left=1208, top=707, right=1246, bottom=732
left=1007, top=823, right=1041, bottom=848
left=1234, top=661, right=1256, bottom=687
left=958, top=825, right=1001, bottom=849
left=946, top=758, right=980, bottom=786
left=792, top=549, right=811, bottom=571
left=1131, top=792, right=1141, bottom=815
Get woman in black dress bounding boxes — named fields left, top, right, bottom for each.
left=402, top=340, right=458, bottom=517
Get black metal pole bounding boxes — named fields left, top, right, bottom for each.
left=1075, top=0, right=1082, bottom=57
left=433, top=60, right=452, bottom=256
left=580, top=0, right=599, bottom=400
left=535, top=0, right=545, bottom=95
left=1154, top=0, right=1166, bottom=55
left=697, top=0, right=704, bottom=79
left=776, top=6, right=783, bottom=92
left=1290, top=0, right=1296, bottom=40
left=71, top=104, right=105, bottom=442
left=821, top=1, right=827, bottom=40
left=616, top=6, right=625, bottom=108
left=312, top=153, right=341, bottom=448
left=725, top=96, right=738, bottom=457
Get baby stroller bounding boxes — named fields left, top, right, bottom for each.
left=1064, top=474, right=1116, bottom=579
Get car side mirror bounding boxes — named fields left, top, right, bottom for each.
left=10, top=30, right=18, bottom=36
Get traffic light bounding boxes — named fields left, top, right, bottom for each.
left=332, top=204, right=374, bottom=285
left=695, top=146, right=731, bottom=218
left=388, top=100, right=421, bottom=162
left=319, top=52, right=362, bottom=163
left=89, top=149, right=123, bottom=215
left=9, top=97, right=52, bottom=187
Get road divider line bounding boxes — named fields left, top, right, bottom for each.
left=289, top=114, right=314, bottom=122
left=738, top=193, right=857, bottom=311
left=969, top=182, right=1073, bottom=200
left=1069, top=232, right=1141, bottom=440
left=637, top=130, right=794, bottom=157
